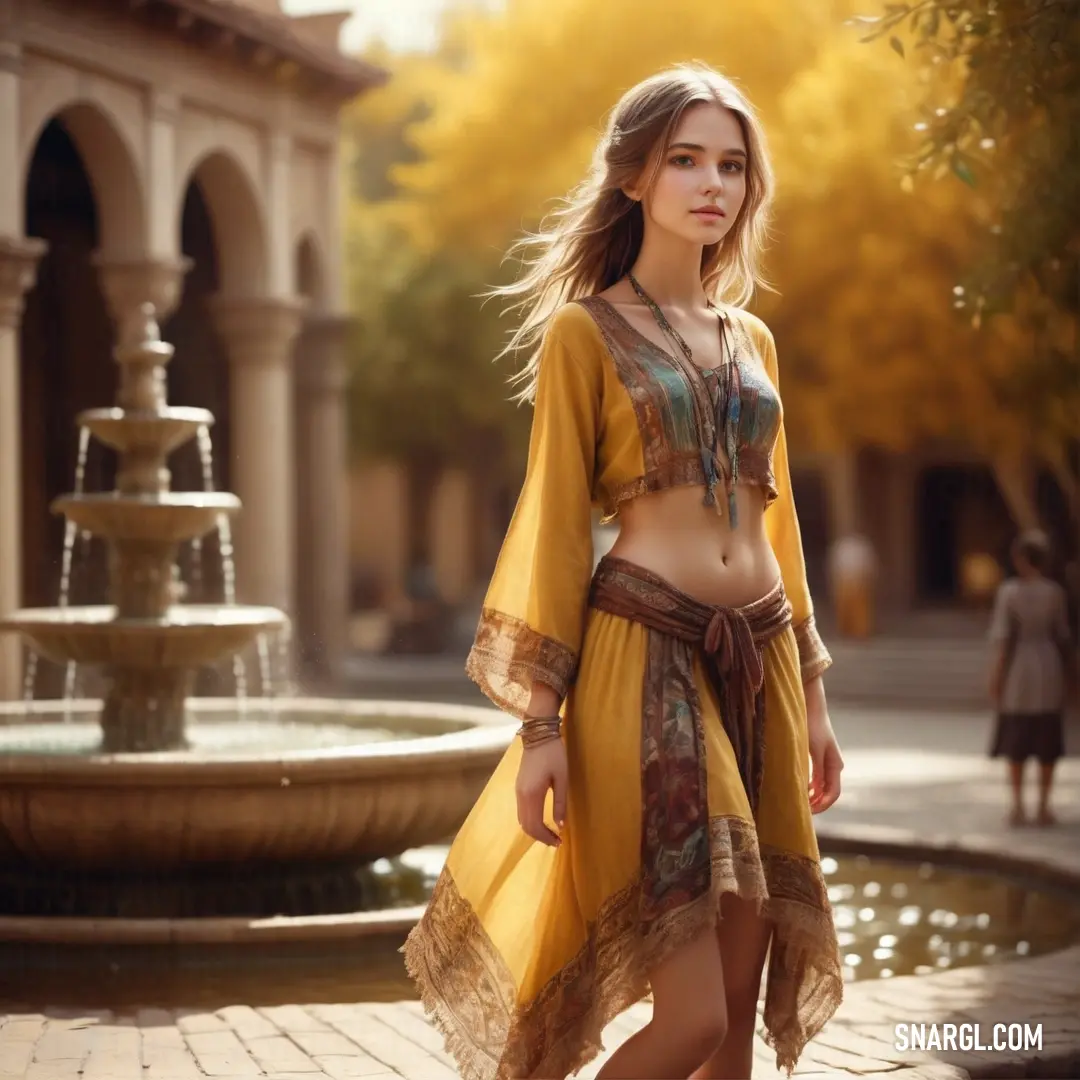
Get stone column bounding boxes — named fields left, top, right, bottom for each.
left=210, top=297, right=305, bottom=616
left=294, top=314, right=351, bottom=683
left=0, top=236, right=47, bottom=699
left=93, top=255, right=191, bottom=332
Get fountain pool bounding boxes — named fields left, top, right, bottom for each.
left=2, top=851, right=1077, bottom=1009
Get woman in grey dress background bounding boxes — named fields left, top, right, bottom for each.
left=988, top=529, right=1075, bottom=827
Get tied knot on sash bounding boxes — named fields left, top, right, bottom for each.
left=588, top=556, right=792, bottom=823
left=703, top=608, right=764, bottom=699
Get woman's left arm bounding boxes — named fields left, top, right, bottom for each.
left=757, top=321, right=844, bottom=814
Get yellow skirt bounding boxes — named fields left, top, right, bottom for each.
left=403, top=575, right=842, bottom=1080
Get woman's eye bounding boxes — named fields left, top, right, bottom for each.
left=721, top=160, right=746, bottom=173
left=670, top=154, right=695, bottom=167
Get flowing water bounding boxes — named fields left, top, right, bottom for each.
left=2, top=854, right=1078, bottom=1010
left=23, top=427, right=92, bottom=717
left=190, top=425, right=215, bottom=602
left=256, top=632, right=274, bottom=705
left=195, top=424, right=249, bottom=708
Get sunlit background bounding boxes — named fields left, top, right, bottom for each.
left=323, top=0, right=1078, bottom=666
left=1, top=2, right=1077, bottom=1069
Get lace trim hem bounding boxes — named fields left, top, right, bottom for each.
left=465, top=608, right=577, bottom=720
left=401, top=814, right=842, bottom=1080
left=794, top=614, right=832, bottom=682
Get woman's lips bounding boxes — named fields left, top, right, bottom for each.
left=692, top=208, right=725, bottom=219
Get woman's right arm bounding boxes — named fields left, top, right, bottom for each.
left=527, top=680, right=565, bottom=718
left=465, top=305, right=602, bottom=847
left=464, top=305, right=601, bottom=722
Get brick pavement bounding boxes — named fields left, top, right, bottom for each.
left=3, top=707, right=1079, bottom=1080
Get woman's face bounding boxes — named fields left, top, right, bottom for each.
left=632, top=102, right=748, bottom=247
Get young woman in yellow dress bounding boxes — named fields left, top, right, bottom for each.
left=404, top=61, right=845, bottom=1080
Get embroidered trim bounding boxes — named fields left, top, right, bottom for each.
left=575, top=296, right=780, bottom=522
left=598, top=453, right=704, bottom=522
left=466, top=609, right=577, bottom=720
left=598, top=457, right=778, bottom=523
left=794, top=615, right=833, bottom=682
left=402, top=814, right=842, bottom=1080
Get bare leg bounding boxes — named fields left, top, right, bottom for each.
left=690, top=894, right=773, bottom=1080
left=1036, top=762, right=1057, bottom=825
left=1007, top=761, right=1026, bottom=825
left=596, top=924, right=727, bottom=1080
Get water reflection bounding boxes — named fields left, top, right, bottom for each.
left=3, top=853, right=1078, bottom=1010
left=822, top=854, right=1080, bottom=982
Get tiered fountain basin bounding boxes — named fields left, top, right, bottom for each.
left=53, top=492, right=240, bottom=544
left=79, top=405, right=215, bottom=456
left=0, top=697, right=514, bottom=941
left=5, top=605, right=287, bottom=668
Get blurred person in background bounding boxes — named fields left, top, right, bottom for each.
left=828, top=532, right=878, bottom=639
left=988, top=529, right=1074, bottom=828
left=404, top=63, right=844, bottom=1080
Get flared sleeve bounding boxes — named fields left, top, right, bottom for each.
left=759, top=326, right=833, bottom=684
left=465, top=307, right=602, bottom=718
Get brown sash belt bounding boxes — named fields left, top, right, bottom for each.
left=588, top=555, right=792, bottom=926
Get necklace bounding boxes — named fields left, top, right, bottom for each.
left=627, top=272, right=742, bottom=525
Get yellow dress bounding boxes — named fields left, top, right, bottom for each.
left=403, top=297, right=842, bottom=1080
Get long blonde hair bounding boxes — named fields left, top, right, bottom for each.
left=488, top=61, right=775, bottom=403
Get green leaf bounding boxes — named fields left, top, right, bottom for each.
left=890, top=35, right=906, bottom=57
left=952, top=157, right=977, bottom=187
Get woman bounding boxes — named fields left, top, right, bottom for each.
left=403, top=62, right=845, bottom=1080
left=989, top=529, right=1073, bottom=827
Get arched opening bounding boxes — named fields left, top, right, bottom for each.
left=164, top=179, right=236, bottom=608
left=21, top=101, right=146, bottom=259
left=168, top=181, right=231, bottom=496
left=20, top=119, right=116, bottom=614
left=168, top=149, right=269, bottom=599
left=178, top=151, right=267, bottom=298
left=167, top=147, right=269, bottom=560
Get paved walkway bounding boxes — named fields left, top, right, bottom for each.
left=2, top=707, right=1079, bottom=1080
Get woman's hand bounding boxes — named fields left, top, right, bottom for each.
left=515, top=738, right=569, bottom=847
left=804, top=676, right=843, bottom=814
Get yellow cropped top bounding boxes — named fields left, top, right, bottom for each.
left=467, top=296, right=833, bottom=719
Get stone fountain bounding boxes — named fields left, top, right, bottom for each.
left=0, top=305, right=512, bottom=936
left=7, top=303, right=285, bottom=753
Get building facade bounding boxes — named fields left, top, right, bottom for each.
left=0, top=0, right=385, bottom=698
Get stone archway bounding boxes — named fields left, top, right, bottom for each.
left=20, top=118, right=121, bottom=618
left=19, top=110, right=146, bottom=696
left=167, top=149, right=269, bottom=537
left=20, top=100, right=146, bottom=261
left=178, top=151, right=268, bottom=299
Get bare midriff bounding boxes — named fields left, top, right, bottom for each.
left=607, top=481, right=781, bottom=609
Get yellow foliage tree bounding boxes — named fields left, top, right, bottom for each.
left=395, top=0, right=865, bottom=251
left=352, top=0, right=1075, bottom=534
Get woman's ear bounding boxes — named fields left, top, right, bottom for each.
left=622, top=159, right=652, bottom=203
